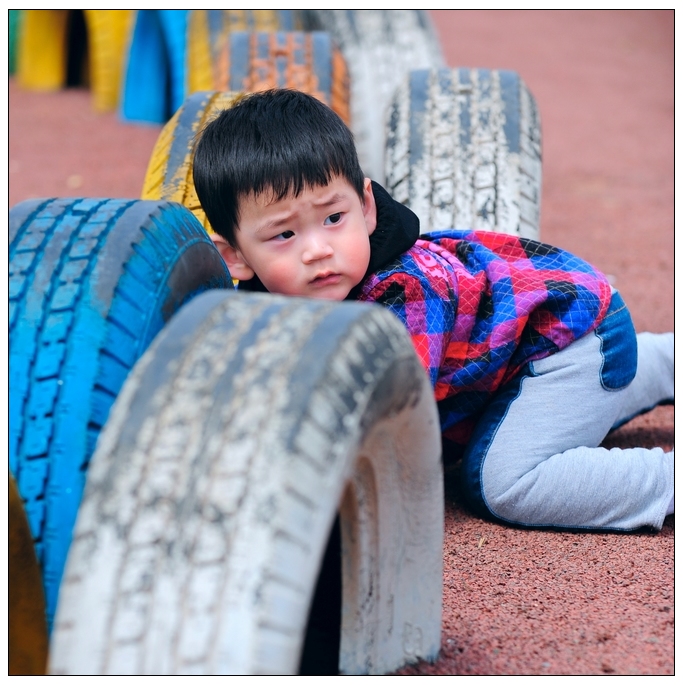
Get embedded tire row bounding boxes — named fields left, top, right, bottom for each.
left=9, top=198, right=232, bottom=630
left=11, top=12, right=546, bottom=674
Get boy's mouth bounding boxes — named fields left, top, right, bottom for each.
left=310, top=272, right=342, bottom=287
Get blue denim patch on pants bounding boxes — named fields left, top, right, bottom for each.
left=596, top=290, right=638, bottom=390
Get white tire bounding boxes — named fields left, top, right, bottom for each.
left=385, top=67, right=542, bottom=239
left=303, top=10, right=444, bottom=183
left=49, top=290, right=443, bottom=675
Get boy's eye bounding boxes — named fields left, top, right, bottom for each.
left=324, top=213, right=342, bottom=225
left=273, top=230, right=295, bottom=241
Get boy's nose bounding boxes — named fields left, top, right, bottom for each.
left=301, top=236, right=333, bottom=263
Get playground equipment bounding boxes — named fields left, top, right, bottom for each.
left=140, top=30, right=350, bottom=234
left=14, top=9, right=133, bottom=112
left=9, top=198, right=232, bottom=632
left=48, top=290, right=444, bottom=675
left=140, top=91, right=241, bottom=234
left=120, top=10, right=303, bottom=125
left=10, top=10, right=545, bottom=674
left=385, top=68, right=542, bottom=239
left=9, top=196, right=444, bottom=675
left=9, top=10, right=23, bottom=75
left=301, top=10, right=445, bottom=183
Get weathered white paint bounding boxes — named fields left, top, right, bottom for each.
left=308, top=10, right=444, bottom=183
left=49, top=293, right=443, bottom=675
left=386, top=68, right=543, bottom=239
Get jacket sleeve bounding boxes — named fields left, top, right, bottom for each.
left=360, top=271, right=455, bottom=391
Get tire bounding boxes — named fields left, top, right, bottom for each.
left=16, top=10, right=70, bottom=91
left=9, top=9, right=24, bottom=75
left=49, top=290, right=444, bottom=675
left=140, top=91, right=241, bottom=234
left=186, top=10, right=304, bottom=94
left=301, top=10, right=445, bottom=183
left=120, top=10, right=190, bottom=125
left=212, top=31, right=350, bottom=127
left=9, top=198, right=232, bottom=631
left=9, top=472, right=48, bottom=675
left=142, top=28, right=350, bottom=234
left=121, top=11, right=304, bottom=126
left=13, top=9, right=132, bottom=112
left=385, top=67, right=543, bottom=239
left=83, top=10, right=134, bottom=113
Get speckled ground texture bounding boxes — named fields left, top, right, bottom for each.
left=8, top=10, right=674, bottom=676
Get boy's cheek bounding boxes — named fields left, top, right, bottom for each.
left=259, top=263, right=297, bottom=295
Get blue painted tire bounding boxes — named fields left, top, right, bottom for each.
left=120, top=9, right=189, bottom=124
left=9, top=197, right=232, bottom=630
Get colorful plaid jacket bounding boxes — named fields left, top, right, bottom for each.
left=238, top=182, right=613, bottom=457
left=358, top=228, right=613, bottom=457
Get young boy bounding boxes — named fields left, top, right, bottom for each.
left=193, top=88, right=674, bottom=532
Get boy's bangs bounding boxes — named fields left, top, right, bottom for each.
left=236, top=144, right=355, bottom=202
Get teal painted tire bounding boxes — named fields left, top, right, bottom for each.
left=9, top=197, right=231, bottom=630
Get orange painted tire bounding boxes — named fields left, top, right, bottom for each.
left=209, top=31, right=349, bottom=126
left=187, top=10, right=300, bottom=94
left=141, top=32, right=350, bottom=232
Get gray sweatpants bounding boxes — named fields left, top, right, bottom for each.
left=462, top=324, right=674, bottom=531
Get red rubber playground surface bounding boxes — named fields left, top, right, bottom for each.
left=8, top=10, right=674, bottom=676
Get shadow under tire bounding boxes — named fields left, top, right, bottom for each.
left=9, top=198, right=232, bottom=630
left=49, top=290, right=444, bottom=675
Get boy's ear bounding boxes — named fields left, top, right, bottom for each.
left=210, top=233, right=255, bottom=281
left=362, top=177, right=377, bottom=236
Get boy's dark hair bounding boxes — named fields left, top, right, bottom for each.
left=193, top=88, right=365, bottom=246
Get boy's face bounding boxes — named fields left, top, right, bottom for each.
left=214, top=176, right=377, bottom=301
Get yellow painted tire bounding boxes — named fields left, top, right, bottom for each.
left=83, top=10, right=134, bottom=112
left=141, top=91, right=241, bottom=234
left=16, top=10, right=69, bottom=91
left=9, top=472, right=48, bottom=676
left=16, top=10, right=133, bottom=113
